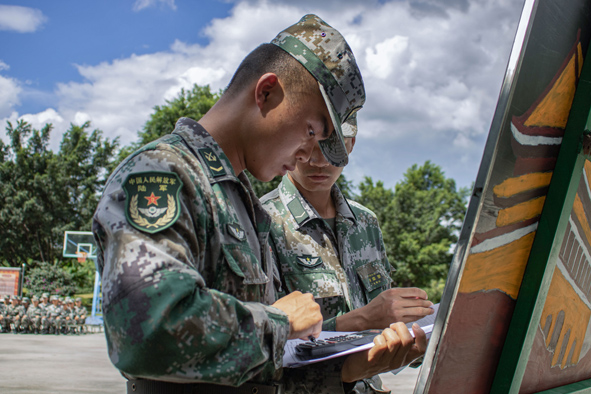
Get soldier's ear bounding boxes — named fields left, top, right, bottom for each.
left=255, top=73, right=284, bottom=115
left=346, top=137, right=356, bottom=154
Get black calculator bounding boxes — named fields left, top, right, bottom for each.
left=295, top=329, right=381, bottom=359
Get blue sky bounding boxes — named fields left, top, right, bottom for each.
left=0, top=0, right=525, bottom=190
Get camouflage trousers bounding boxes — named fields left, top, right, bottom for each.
left=281, top=360, right=390, bottom=394
left=0, top=315, right=24, bottom=331
left=25, top=316, right=43, bottom=332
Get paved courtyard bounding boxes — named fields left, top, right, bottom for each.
left=0, top=332, right=420, bottom=393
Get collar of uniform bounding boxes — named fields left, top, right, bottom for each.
left=330, top=184, right=357, bottom=225
left=172, top=117, right=238, bottom=184
left=278, top=175, right=357, bottom=228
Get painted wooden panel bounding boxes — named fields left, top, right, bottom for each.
left=416, top=1, right=591, bottom=392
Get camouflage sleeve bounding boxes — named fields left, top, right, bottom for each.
left=322, top=317, right=337, bottom=331
left=282, top=358, right=350, bottom=394
left=93, top=150, right=289, bottom=385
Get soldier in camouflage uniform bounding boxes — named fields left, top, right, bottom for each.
left=39, top=293, right=50, bottom=312
left=72, top=297, right=88, bottom=332
left=262, top=114, right=434, bottom=393
left=19, top=297, right=31, bottom=333
left=0, top=296, right=8, bottom=332
left=93, top=14, right=425, bottom=394
left=46, top=295, right=67, bottom=334
left=25, top=295, right=45, bottom=334
left=2, top=296, right=27, bottom=333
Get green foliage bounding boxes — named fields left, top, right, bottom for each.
left=246, top=172, right=354, bottom=199
left=246, top=172, right=282, bottom=198
left=24, top=261, right=78, bottom=297
left=0, top=120, right=118, bottom=268
left=118, top=84, right=221, bottom=161
left=357, top=161, right=468, bottom=302
left=63, top=259, right=96, bottom=294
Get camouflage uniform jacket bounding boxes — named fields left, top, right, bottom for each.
left=46, top=304, right=64, bottom=318
left=26, top=304, right=45, bottom=318
left=92, top=117, right=289, bottom=385
left=261, top=175, right=392, bottom=331
left=74, top=305, right=88, bottom=317
left=6, top=304, right=26, bottom=318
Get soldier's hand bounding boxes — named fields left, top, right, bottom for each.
left=341, top=322, right=427, bottom=382
left=336, top=287, right=433, bottom=331
left=272, top=291, right=322, bottom=340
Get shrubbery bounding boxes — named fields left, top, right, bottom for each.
left=25, top=261, right=78, bottom=296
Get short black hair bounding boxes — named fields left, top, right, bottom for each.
left=225, top=43, right=317, bottom=99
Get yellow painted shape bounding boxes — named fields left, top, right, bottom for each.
left=459, top=231, right=535, bottom=298
left=497, top=196, right=545, bottom=227
left=493, top=172, right=553, bottom=198
left=585, top=160, right=591, bottom=187
left=573, top=194, right=591, bottom=250
left=540, top=268, right=591, bottom=367
left=524, top=55, right=577, bottom=128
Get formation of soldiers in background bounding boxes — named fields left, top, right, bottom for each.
left=0, top=293, right=88, bottom=335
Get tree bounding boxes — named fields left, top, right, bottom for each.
left=0, top=120, right=118, bottom=268
left=118, top=84, right=221, bottom=161
left=357, top=161, right=468, bottom=302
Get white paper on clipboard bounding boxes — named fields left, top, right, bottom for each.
left=283, top=304, right=438, bottom=368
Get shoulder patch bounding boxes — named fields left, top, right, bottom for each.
left=198, top=148, right=226, bottom=177
left=287, top=198, right=309, bottom=224
left=123, top=171, right=183, bottom=234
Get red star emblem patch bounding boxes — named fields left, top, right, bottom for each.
left=144, top=192, right=161, bottom=206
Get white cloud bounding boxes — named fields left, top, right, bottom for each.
left=365, top=36, right=410, bottom=79
left=0, top=72, right=21, bottom=118
left=0, top=5, right=46, bottom=33
left=2, top=0, right=523, bottom=189
left=133, top=0, right=177, bottom=12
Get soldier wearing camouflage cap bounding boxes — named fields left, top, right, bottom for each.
left=46, top=295, right=67, bottom=334
left=262, top=114, right=432, bottom=392
left=1, top=296, right=26, bottom=333
left=25, top=295, right=45, bottom=334
left=93, top=13, right=414, bottom=394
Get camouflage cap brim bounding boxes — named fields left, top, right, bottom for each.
left=271, top=14, right=365, bottom=167
left=317, top=82, right=348, bottom=167
left=341, top=112, right=358, bottom=138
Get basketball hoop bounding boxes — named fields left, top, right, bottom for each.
left=77, top=252, right=87, bottom=263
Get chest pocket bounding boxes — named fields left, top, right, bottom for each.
left=356, top=262, right=390, bottom=301
left=282, top=270, right=343, bottom=299
left=221, top=243, right=268, bottom=285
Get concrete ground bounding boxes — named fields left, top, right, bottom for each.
left=0, top=332, right=420, bottom=393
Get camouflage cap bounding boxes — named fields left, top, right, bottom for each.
left=271, top=14, right=365, bottom=167
left=341, top=112, right=358, bottom=138
left=75, top=297, right=82, bottom=302
left=32, top=295, right=39, bottom=301
left=22, top=297, right=30, bottom=302
left=42, top=292, right=49, bottom=298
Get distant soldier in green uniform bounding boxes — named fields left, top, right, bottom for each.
left=25, top=296, right=45, bottom=334
left=73, top=297, right=88, bottom=326
left=19, top=297, right=31, bottom=333
left=39, top=293, right=50, bottom=313
left=2, top=296, right=26, bottom=333
left=93, top=14, right=425, bottom=394
left=0, top=295, right=10, bottom=332
left=46, top=295, right=67, bottom=335
left=262, top=115, right=433, bottom=393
